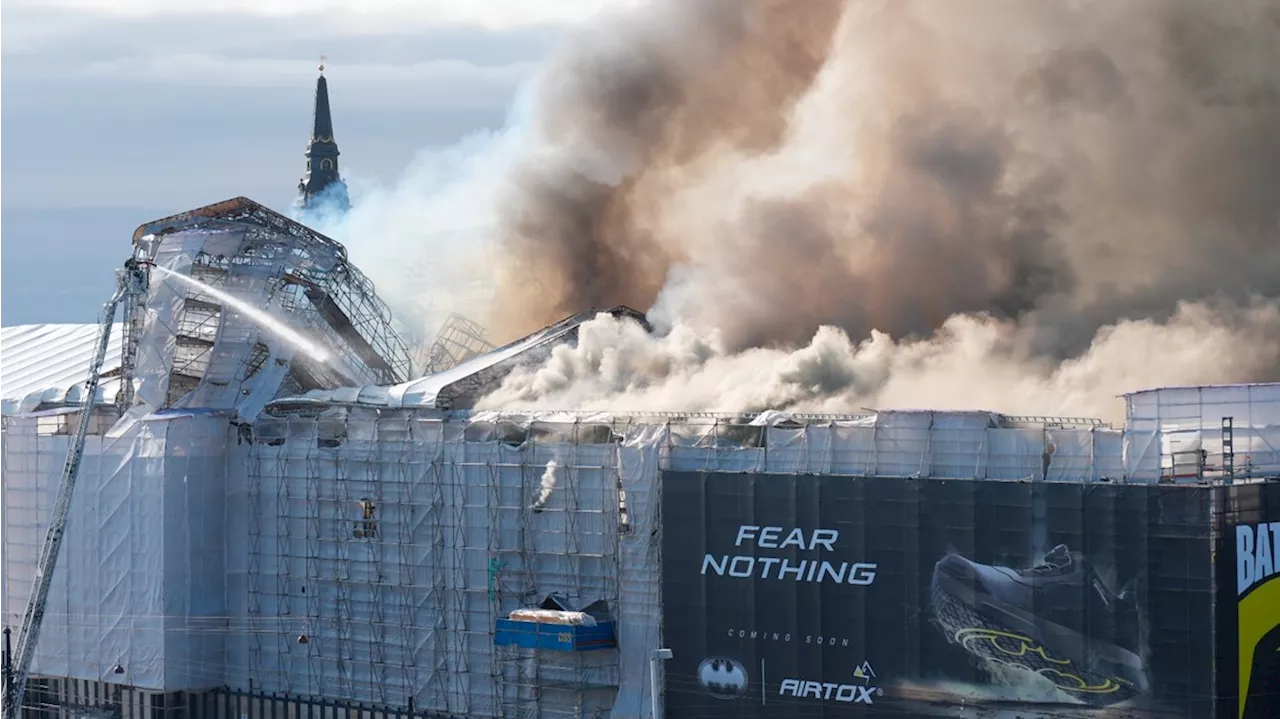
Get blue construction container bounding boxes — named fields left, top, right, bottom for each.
left=493, top=619, right=617, bottom=652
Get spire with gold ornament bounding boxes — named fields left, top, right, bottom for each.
left=296, top=56, right=351, bottom=213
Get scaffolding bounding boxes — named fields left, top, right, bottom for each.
left=418, top=313, right=495, bottom=376
left=1123, top=384, right=1280, bottom=483
left=232, top=411, right=631, bottom=718
left=5, top=382, right=1278, bottom=718
left=221, top=405, right=1145, bottom=719
left=133, top=196, right=412, bottom=394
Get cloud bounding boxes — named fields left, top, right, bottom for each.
left=3, top=4, right=560, bottom=88
left=71, top=54, right=537, bottom=100
left=2, top=0, right=639, bottom=31
left=0, top=3, right=564, bottom=211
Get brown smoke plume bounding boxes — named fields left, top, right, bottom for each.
left=474, top=0, right=1280, bottom=420
left=490, top=0, right=847, bottom=340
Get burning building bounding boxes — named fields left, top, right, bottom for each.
left=8, top=2, right=1280, bottom=713
left=1, top=194, right=1278, bottom=719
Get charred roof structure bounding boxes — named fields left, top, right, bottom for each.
left=128, top=196, right=410, bottom=413
left=276, top=305, right=649, bottom=412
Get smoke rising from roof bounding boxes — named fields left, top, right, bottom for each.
left=465, top=0, right=1280, bottom=420
left=475, top=302, right=1280, bottom=420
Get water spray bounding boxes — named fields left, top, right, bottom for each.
left=152, top=266, right=332, bottom=363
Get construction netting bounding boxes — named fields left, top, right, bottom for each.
left=3, top=383, right=1278, bottom=718
left=223, top=411, right=660, bottom=719
left=1, top=408, right=228, bottom=691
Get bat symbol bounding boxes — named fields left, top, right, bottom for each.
left=697, top=657, right=749, bottom=699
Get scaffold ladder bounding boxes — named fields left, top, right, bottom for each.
left=1222, top=416, right=1235, bottom=482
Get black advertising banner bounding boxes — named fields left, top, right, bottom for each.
left=1215, top=482, right=1280, bottom=719
left=661, top=473, right=1215, bottom=718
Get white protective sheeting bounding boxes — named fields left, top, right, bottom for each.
left=126, top=233, right=199, bottom=421
left=135, top=230, right=305, bottom=422
left=228, top=413, right=624, bottom=717
left=663, top=410, right=1120, bottom=481
left=0, top=324, right=124, bottom=414
left=612, top=425, right=663, bottom=719
left=1123, top=383, right=1280, bottom=481
left=101, top=228, right=320, bottom=435
left=1, top=410, right=229, bottom=691
left=0, top=424, right=5, bottom=616
left=4, top=384, right=1276, bottom=717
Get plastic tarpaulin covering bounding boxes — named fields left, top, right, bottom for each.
left=222, top=411, right=1138, bottom=718
left=128, top=229, right=301, bottom=424
left=1125, top=384, right=1280, bottom=482
left=1, top=411, right=229, bottom=691
left=0, top=424, right=5, bottom=616
left=226, top=414, right=626, bottom=717
left=664, top=412, right=1116, bottom=481
left=611, top=425, right=663, bottom=719
left=5, top=392, right=1276, bottom=717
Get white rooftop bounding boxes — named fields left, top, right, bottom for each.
left=0, top=323, right=123, bottom=415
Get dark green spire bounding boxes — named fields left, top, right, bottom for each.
left=311, top=74, right=335, bottom=143
left=297, top=59, right=350, bottom=212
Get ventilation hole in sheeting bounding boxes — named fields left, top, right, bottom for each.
left=463, top=421, right=530, bottom=446
left=715, top=424, right=765, bottom=448
left=496, top=421, right=528, bottom=446
left=242, top=342, right=271, bottom=380
left=530, top=424, right=617, bottom=445
left=253, top=422, right=288, bottom=445
left=317, top=419, right=347, bottom=448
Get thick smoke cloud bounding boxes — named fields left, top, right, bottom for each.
left=490, top=0, right=847, bottom=343
left=467, top=0, right=1280, bottom=420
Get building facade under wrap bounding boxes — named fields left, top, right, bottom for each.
left=4, top=389, right=1279, bottom=719
left=1, top=197, right=1277, bottom=719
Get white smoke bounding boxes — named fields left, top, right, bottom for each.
left=302, top=85, right=543, bottom=345
left=476, top=301, right=1280, bottom=424
left=532, top=458, right=559, bottom=512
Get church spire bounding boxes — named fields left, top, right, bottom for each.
left=297, top=56, right=350, bottom=213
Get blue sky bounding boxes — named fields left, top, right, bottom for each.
left=1, top=0, right=629, bottom=324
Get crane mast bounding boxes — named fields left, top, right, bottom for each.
left=3, top=257, right=150, bottom=718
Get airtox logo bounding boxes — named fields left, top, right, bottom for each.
left=778, top=661, right=882, bottom=704
left=697, top=657, right=749, bottom=699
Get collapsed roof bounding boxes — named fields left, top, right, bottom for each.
left=271, top=306, right=650, bottom=412
left=0, top=195, right=651, bottom=419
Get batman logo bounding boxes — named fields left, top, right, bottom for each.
left=698, top=657, right=749, bottom=699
